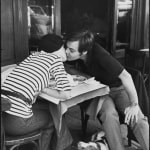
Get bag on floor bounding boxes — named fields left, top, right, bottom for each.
left=78, top=131, right=109, bottom=150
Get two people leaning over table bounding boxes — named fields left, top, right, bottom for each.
left=37, top=31, right=149, bottom=150
left=3, top=30, right=148, bottom=150
left=1, top=34, right=74, bottom=150
left=31, top=30, right=149, bottom=150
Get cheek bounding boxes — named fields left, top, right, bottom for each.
left=70, top=53, right=80, bottom=60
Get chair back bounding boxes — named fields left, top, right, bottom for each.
left=125, top=49, right=147, bottom=76
left=5, top=130, right=42, bottom=150
left=1, top=64, right=15, bottom=150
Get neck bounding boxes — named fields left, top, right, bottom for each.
left=80, top=53, right=87, bottom=63
left=52, top=49, right=67, bottom=62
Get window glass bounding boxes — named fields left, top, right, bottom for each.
left=116, top=0, right=133, bottom=50
left=61, top=0, right=109, bottom=49
left=27, top=0, right=53, bottom=52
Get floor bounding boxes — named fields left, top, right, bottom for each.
left=17, top=104, right=143, bottom=150
left=64, top=105, right=143, bottom=150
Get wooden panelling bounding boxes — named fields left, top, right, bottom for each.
left=13, top=0, right=29, bottom=63
left=1, top=0, right=15, bottom=65
left=1, top=0, right=29, bottom=66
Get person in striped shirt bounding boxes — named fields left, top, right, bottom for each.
left=1, top=34, right=72, bottom=150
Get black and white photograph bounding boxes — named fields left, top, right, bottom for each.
left=1, top=0, right=149, bottom=150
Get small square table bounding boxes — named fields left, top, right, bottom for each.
left=39, top=81, right=110, bottom=134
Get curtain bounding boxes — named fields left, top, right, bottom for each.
left=130, top=0, right=149, bottom=50
left=143, top=0, right=149, bottom=48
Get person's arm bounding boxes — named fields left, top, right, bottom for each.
left=119, top=69, right=139, bottom=125
left=119, top=69, right=138, bottom=104
left=42, top=88, right=71, bottom=100
left=42, top=56, right=72, bottom=100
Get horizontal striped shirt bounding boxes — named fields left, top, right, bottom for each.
left=1, top=51, right=71, bottom=118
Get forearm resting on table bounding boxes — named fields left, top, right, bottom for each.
left=119, top=69, right=138, bottom=104
left=42, top=88, right=71, bottom=100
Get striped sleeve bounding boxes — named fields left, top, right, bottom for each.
left=50, top=57, right=71, bottom=91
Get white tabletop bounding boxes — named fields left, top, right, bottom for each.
left=39, top=81, right=110, bottom=133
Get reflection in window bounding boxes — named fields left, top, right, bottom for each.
left=116, top=0, right=133, bottom=50
left=27, top=0, right=53, bottom=52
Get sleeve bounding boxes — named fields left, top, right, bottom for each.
left=50, top=57, right=72, bottom=91
left=95, top=44, right=124, bottom=78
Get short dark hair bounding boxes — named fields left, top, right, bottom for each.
left=64, top=30, right=94, bottom=54
left=38, top=34, right=63, bottom=53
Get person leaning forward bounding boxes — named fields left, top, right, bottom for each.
left=1, top=34, right=73, bottom=150
left=63, top=30, right=149, bottom=150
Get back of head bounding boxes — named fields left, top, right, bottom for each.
left=38, top=34, right=63, bottom=53
left=64, top=30, right=94, bottom=54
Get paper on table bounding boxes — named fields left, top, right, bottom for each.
left=68, top=81, right=106, bottom=98
left=39, top=81, right=108, bottom=105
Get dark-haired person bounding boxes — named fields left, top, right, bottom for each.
left=64, top=30, right=149, bottom=150
left=1, top=34, right=73, bottom=150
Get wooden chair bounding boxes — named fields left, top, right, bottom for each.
left=5, top=130, right=42, bottom=150
left=80, top=67, right=149, bottom=147
left=125, top=48, right=149, bottom=83
left=79, top=102, right=133, bottom=146
left=1, top=65, right=42, bottom=150
left=1, top=97, right=42, bottom=150
left=1, top=98, right=11, bottom=150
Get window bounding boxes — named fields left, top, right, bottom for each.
left=61, top=0, right=109, bottom=49
left=116, top=0, right=133, bottom=50
left=27, top=0, right=54, bottom=52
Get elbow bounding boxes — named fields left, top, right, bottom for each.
left=60, top=91, right=71, bottom=99
left=64, top=91, right=72, bottom=99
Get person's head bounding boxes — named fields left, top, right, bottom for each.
left=38, top=34, right=67, bottom=61
left=64, top=30, right=94, bottom=61
left=38, top=34, right=63, bottom=53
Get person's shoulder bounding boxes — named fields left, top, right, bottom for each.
left=49, top=53, right=62, bottom=62
left=40, top=51, right=61, bottom=62
left=93, top=42, right=109, bottom=55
